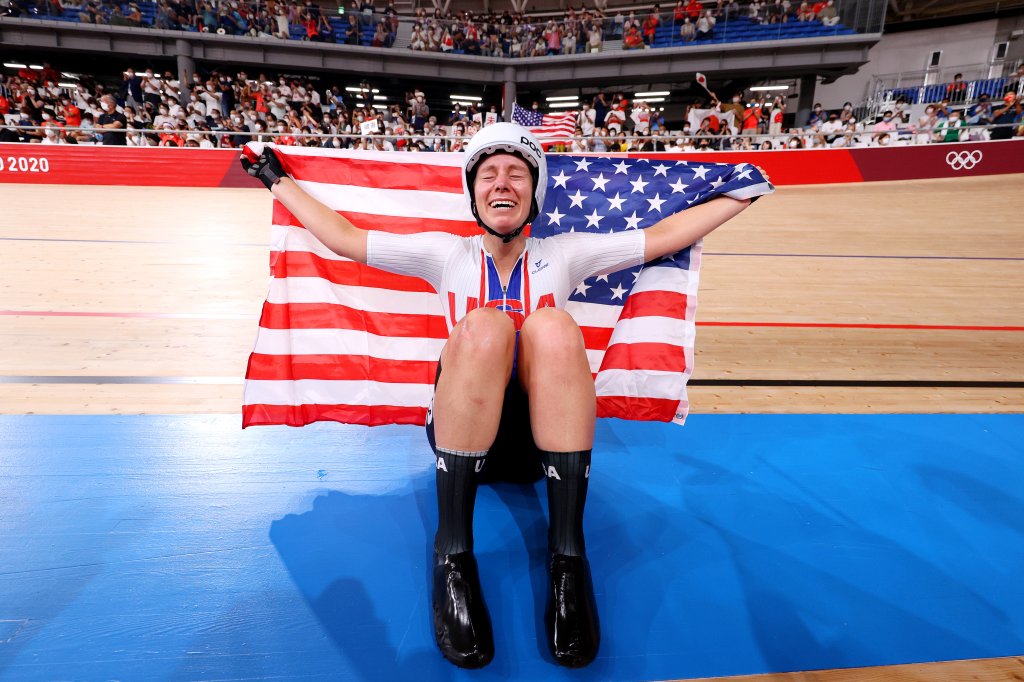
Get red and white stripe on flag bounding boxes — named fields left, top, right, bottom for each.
left=242, top=144, right=699, bottom=428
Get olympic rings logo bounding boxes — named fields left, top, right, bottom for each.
left=945, top=150, right=983, bottom=171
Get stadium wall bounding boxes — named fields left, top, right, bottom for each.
left=815, top=18, right=1003, bottom=106
left=0, top=141, right=1019, bottom=188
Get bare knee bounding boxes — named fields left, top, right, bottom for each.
left=520, top=308, right=586, bottom=360
left=519, top=309, right=590, bottom=389
left=442, top=307, right=516, bottom=368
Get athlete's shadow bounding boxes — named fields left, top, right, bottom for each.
left=269, top=463, right=688, bottom=679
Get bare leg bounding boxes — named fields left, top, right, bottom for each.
left=433, top=307, right=515, bottom=452
left=518, top=308, right=595, bottom=451
left=518, top=308, right=600, bottom=668
left=429, top=307, right=513, bottom=670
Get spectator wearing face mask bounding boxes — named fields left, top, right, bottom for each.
left=122, top=68, right=144, bottom=108
left=820, top=111, right=843, bottom=144
left=96, top=94, right=127, bottom=145
left=39, top=120, right=65, bottom=145
left=807, top=102, right=825, bottom=127
left=153, top=102, right=175, bottom=130
left=872, top=110, right=896, bottom=141
left=768, top=97, right=785, bottom=138
left=578, top=101, right=596, bottom=137
left=141, top=69, right=162, bottom=110
left=716, top=92, right=745, bottom=134
left=934, top=109, right=965, bottom=143
left=914, top=104, right=937, bottom=145
left=968, top=94, right=993, bottom=126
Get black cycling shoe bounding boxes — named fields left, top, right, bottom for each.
left=546, top=553, right=600, bottom=668
left=432, top=551, right=494, bottom=669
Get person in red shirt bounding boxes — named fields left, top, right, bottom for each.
left=741, top=99, right=762, bottom=135
left=642, top=13, right=659, bottom=46
left=622, top=24, right=644, bottom=49
left=811, top=1, right=826, bottom=14
left=0, top=94, right=10, bottom=117
left=61, top=97, right=82, bottom=128
left=685, top=0, right=703, bottom=19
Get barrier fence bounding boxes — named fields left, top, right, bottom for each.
left=5, top=123, right=1021, bottom=151
left=0, top=138, right=1019, bottom=188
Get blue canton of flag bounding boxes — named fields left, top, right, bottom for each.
left=531, top=156, right=772, bottom=306
left=511, top=103, right=544, bottom=127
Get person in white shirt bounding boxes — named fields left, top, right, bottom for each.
left=577, top=102, right=596, bottom=136
left=239, top=123, right=767, bottom=671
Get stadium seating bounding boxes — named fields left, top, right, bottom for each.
left=22, top=3, right=858, bottom=51
left=649, top=16, right=857, bottom=48
left=882, top=77, right=1008, bottom=104
left=32, top=2, right=382, bottom=46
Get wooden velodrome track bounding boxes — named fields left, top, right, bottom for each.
left=2, top=174, right=1023, bottom=680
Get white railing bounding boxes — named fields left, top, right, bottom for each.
left=6, top=122, right=1020, bottom=150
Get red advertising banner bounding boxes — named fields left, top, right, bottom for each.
left=0, top=140, right=1019, bottom=188
left=0, top=144, right=262, bottom=188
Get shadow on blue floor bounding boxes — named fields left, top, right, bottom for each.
left=1, top=414, right=1023, bottom=680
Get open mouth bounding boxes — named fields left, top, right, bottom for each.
left=488, top=199, right=518, bottom=211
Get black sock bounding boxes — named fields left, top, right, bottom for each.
left=434, top=447, right=488, bottom=555
left=541, top=449, right=592, bottom=556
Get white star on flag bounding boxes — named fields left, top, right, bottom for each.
left=669, top=178, right=688, bottom=194
left=652, top=163, right=671, bottom=177
left=735, top=168, right=754, bottom=181
left=595, top=274, right=610, bottom=283
left=613, top=160, right=630, bottom=174
left=567, top=189, right=587, bottom=208
left=646, top=193, right=666, bottom=213
left=624, top=211, right=642, bottom=229
left=609, top=283, right=628, bottom=300
left=585, top=209, right=604, bottom=228
left=574, top=281, right=591, bottom=296
left=551, top=170, right=571, bottom=188
left=606, top=192, right=626, bottom=211
left=590, top=173, right=610, bottom=192
left=574, top=158, right=592, bottom=172
left=629, top=176, right=649, bottom=194
left=692, top=165, right=710, bottom=180
left=710, top=177, right=725, bottom=189
left=545, top=207, right=565, bottom=225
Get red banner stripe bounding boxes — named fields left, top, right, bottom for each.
left=270, top=251, right=437, bottom=293
left=259, top=301, right=448, bottom=338
left=600, top=342, right=687, bottom=372
left=580, top=325, right=614, bottom=350
left=272, top=202, right=479, bottom=236
left=596, top=396, right=679, bottom=421
left=280, top=154, right=464, bottom=193
left=243, top=402, right=428, bottom=428
left=618, top=290, right=688, bottom=321
left=246, top=352, right=438, bottom=383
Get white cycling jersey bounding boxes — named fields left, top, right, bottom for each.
left=367, top=229, right=645, bottom=332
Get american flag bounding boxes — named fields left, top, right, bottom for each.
left=511, top=102, right=578, bottom=143
left=241, top=144, right=772, bottom=428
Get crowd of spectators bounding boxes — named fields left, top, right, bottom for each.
left=404, top=0, right=843, bottom=57
left=1, top=64, right=1021, bottom=149
left=0, top=0, right=400, bottom=44
left=407, top=6, right=609, bottom=57
left=3, top=0, right=848, bottom=54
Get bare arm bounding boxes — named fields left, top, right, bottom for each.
left=270, top=176, right=369, bottom=263
left=643, top=195, right=750, bottom=262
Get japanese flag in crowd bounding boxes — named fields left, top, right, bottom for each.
left=241, top=144, right=773, bottom=428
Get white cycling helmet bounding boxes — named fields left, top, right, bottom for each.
left=461, top=122, right=548, bottom=243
